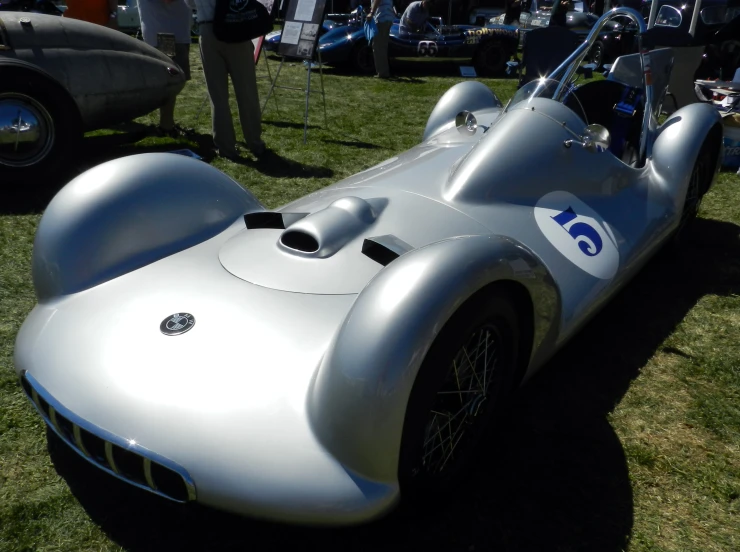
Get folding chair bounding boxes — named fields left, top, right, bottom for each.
left=506, top=26, right=583, bottom=88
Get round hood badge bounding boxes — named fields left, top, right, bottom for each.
left=160, top=313, right=195, bottom=336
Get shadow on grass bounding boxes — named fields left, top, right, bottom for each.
left=322, top=138, right=383, bottom=149
left=262, top=119, right=323, bottom=130
left=2, top=127, right=333, bottom=214
left=45, top=216, right=740, bottom=551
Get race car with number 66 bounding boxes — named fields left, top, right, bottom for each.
left=15, top=7, right=723, bottom=527
left=265, top=7, right=520, bottom=75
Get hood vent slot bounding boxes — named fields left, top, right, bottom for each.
left=281, top=231, right=319, bottom=253
left=244, top=211, right=308, bottom=230
left=362, top=235, right=414, bottom=266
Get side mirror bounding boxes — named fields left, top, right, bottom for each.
left=564, top=124, right=611, bottom=152
left=582, top=124, right=610, bottom=152
left=455, top=111, right=478, bottom=135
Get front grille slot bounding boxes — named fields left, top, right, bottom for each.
left=79, top=426, right=108, bottom=465
left=113, top=445, right=148, bottom=486
left=19, top=372, right=196, bottom=503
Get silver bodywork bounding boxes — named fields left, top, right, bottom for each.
left=15, top=8, right=723, bottom=526
left=0, top=12, right=185, bottom=130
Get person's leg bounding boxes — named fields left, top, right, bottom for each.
left=224, top=40, right=264, bottom=153
left=159, top=96, right=176, bottom=131
left=199, top=25, right=238, bottom=154
left=373, top=21, right=393, bottom=78
left=159, top=42, right=192, bottom=131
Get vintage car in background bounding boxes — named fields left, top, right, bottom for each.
left=487, top=0, right=628, bottom=66
left=595, top=0, right=740, bottom=75
left=14, top=7, right=723, bottom=526
left=267, top=8, right=520, bottom=75
left=0, top=12, right=186, bottom=182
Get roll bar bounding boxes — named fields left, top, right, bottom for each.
left=546, top=7, right=653, bottom=163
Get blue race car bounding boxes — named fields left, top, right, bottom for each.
left=266, top=9, right=520, bottom=76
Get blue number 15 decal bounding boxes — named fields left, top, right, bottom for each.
left=551, top=206, right=603, bottom=257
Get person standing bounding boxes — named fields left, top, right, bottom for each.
left=367, top=0, right=395, bottom=78
left=504, top=0, right=521, bottom=25
left=549, top=0, right=572, bottom=27
left=191, top=0, right=266, bottom=160
left=400, top=0, right=431, bottom=35
left=64, top=0, right=119, bottom=29
left=137, top=0, right=193, bottom=135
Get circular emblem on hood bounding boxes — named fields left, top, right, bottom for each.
left=160, top=313, right=195, bottom=336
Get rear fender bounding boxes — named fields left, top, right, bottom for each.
left=307, top=234, right=560, bottom=483
left=651, top=103, right=723, bottom=212
left=32, top=153, right=264, bottom=301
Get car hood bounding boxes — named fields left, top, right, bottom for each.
left=0, top=11, right=174, bottom=64
left=14, top=220, right=397, bottom=521
left=219, top=189, right=491, bottom=294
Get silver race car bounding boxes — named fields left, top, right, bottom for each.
left=14, top=7, right=723, bottom=526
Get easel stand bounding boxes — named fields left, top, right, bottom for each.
left=261, top=49, right=329, bottom=144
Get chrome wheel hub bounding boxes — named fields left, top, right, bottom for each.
left=0, top=93, right=55, bottom=168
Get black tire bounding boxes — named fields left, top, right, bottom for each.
left=666, top=140, right=715, bottom=251
left=351, top=41, right=375, bottom=75
left=474, top=40, right=508, bottom=77
left=0, top=69, right=81, bottom=183
left=398, top=288, right=520, bottom=497
left=589, top=40, right=605, bottom=69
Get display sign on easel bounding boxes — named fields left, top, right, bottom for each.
left=263, top=0, right=328, bottom=143
left=278, top=0, right=327, bottom=60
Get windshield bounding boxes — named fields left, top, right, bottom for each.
left=507, top=78, right=563, bottom=109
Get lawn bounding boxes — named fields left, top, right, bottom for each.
left=1, top=49, right=739, bottom=552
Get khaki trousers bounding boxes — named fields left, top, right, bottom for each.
left=372, top=21, right=393, bottom=78
left=199, top=23, right=263, bottom=154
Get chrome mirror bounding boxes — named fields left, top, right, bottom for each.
left=582, top=124, right=611, bottom=152
left=455, top=111, right=478, bottom=135
left=564, top=124, right=611, bottom=152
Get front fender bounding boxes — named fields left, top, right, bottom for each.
left=652, top=102, right=723, bottom=211
left=422, top=80, right=503, bottom=142
left=307, top=234, right=559, bottom=483
left=32, top=153, right=264, bottom=301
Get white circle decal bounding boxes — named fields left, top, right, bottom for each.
left=534, top=191, right=619, bottom=280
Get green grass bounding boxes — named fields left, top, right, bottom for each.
left=1, top=49, right=739, bottom=551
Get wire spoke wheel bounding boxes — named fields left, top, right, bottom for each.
left=420, top=324, right=502, bottom=476
left=398, top=289, right=520, bottom=495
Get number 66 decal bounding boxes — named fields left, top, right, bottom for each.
left=534, top=191, right=620, bottom=280
left=417, top=41, right=438, bottom=56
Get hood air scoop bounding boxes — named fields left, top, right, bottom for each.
left=277, top=197, right=381, bottom=258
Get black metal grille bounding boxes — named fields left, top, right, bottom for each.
left=20, top=372, right=193, bottom=503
